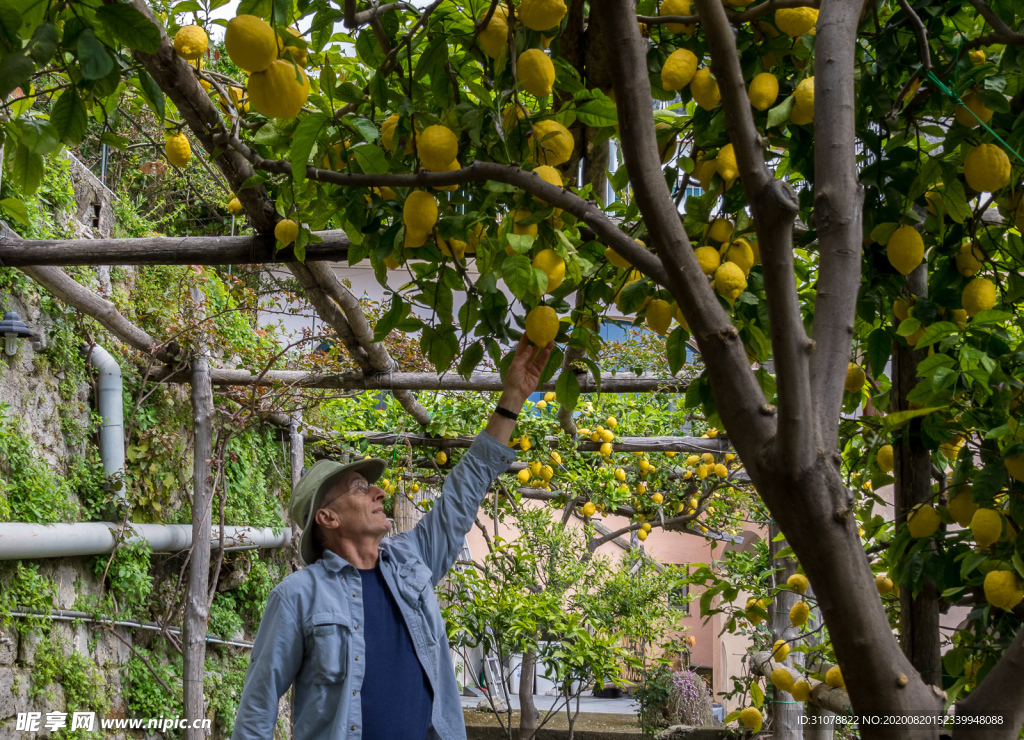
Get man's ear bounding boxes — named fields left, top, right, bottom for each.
left=314, top=507, right=339, bottom=531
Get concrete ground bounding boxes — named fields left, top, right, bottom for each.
left=460, top=693, right=639, bottom=716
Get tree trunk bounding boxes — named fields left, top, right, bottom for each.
left=803, top=704, right=835, bottom=740
left=289, top=414, right=304, bottom=490
left=891, top=266, right=941, bottom=687
left=769, top=523, right=803, bottom=740
left=184, top=349, right=214, bottom=740
left=518, top=650, right=539, bottom=740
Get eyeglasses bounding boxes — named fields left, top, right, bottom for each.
left=320, top=479, right=374, bottom=509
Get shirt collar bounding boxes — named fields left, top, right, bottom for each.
left=320, top=546, right=389, bottom=572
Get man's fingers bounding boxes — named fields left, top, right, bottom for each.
left=532, top=341, right=554, bottom=369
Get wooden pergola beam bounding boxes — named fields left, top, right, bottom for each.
left=340, top=431, right=730, bottom=453
left=153, top=367, right=692, bottom=393
left=0, top=230, right=351, bottom=266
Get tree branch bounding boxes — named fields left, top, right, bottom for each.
left=896, top=0, right=931, bottom=76
left=808, top=0, right=866, bottom=454
left=637, top=0, right=820, bottom=26
left=955, top=622, right=1024, bottom=739
left=697, top=0, right=812, bottom=472
left=965, top=0, right=1024, bottom=48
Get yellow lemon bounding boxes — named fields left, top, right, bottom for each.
left=519, top=0, right=566, bottom=31
left=886, top=225, right=924, bottom=275
left=792, top=76, right=815, bottom=123
left=479, top=13, right=509, bottom=59
left=1006, top=455, right=1024, bottom=482
left=964, top=144, right=1010, bottom=193
left=533, top=165, right=563, bottom=205
left=582, top=501, right=597, bottom=517
left=716, top=143, right=738, bottom=184
left=775, top=7, right=818, bottom=36
left=748, top=72, right=779, bottom=111
left=525, top=305, right=559, bottom=348
left=517, top=468, right=531, bottom=484
left=637, top=528, right=648, bottom=541
left=908, top=504, right=941, bottom=538
left=954, top=91, right=993, bottom=128
left=277, top=26, right=308, bottom=67
left=533, top=249, right=566, bottom=293
left=790, top=600, right=810, bottom=627
left=518, top=49, right=555, bottom=97
left=435, top=451, right=448, bottom=465
left=739, top=706, right=762, bottom=731
left=955, top=241, right=984, bottom=276
left=969, top=49, right=986, bottom=66
left=772, top=639, right=790, bottom=661
left=606, top=246, right=632, bottom=269
left=531, top=120, right=573, bottom=166
left=722, top=238, right=754, bottom=275
left=947, top=487, right=978, bottom=527
left=694, top=245, right=721, bottom=276
left=845, top=362, right=866, bottom=393
left=174, top=25, right=208, bottom=61
left=690, top=68, right=720, bottom=110
left=659, top=0, right=695, bottom=33
left=164, top=132, right=191, bottom=167
left=418, top=125, right=459, bottom=172
left=404, top=191, right=438, bottom=233
left=713, top=463, right=728, bottom=478
left=971, top=508, right=1003, bottom=548
left=791, top=679, right=812, bottom=702
left=771, top=666, right=795, bottom=692
left=713, top=262, right=747, bottom=304
left=875, top=574, right=894, bottom=594
left=600, top=441, right=613, bottom=456
left=652, top=492, right=663, bottom=504
left=984, top=570, right=1023, bottom=611
left=879, top=446, right=896, bottom=472
left=962, top=277, right=996, bottom=317
left=707, top=218, right=734, bottom=243
left=661, top=48, right=698, bottom=91
left=225, top=15, right=278, bottom=72
left=275, top=219, right=299, bottom=245
left=825, top=666, right=844, bottom=688
left=787, top=573, right=809, bottom=594
left=646, top=299, right=672, bottom=335
left=248, top=59, right=310, bottom=118
left=227, top=196, right=244, bottom=215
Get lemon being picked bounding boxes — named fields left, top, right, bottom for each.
left=790, top=600, right=810, bottom=627
left=845, top=362, right=866, bottom=393
left=739, top=706, right=762, bottom=731
left=164, top=132, right=191, bottom=168
left=659, top=0, right=695, bottom=34
left=787, top=573, right=809, bottom=594
left=275, top=219, right=299, bottom=245
left=955, top=241, right=984, bottom=276
left=525, top=305, right=559, bottom=349
left=962, top=277, right=996, bottom=317
left=518, top=49, right=555, bottom=97
left=531, top=120, right=573, bottom=166
left=713, top=262, right=747, bottom=305
left=716, top=143, right=739, bottom=184
left=955, top=91, right=993, bottom=128
left=690, top=68, right=720, bottom=110
left=404, top=191, right=438, bottom=233
left=519, top=0, right=566, bottom=31
left=748, top=72, right=779, bottom=111
left=478, top=13, right=509, bottom=58
left=248, top=59, right=310, bottom=118
left=225, top=15, right=278, bottom=72
left=418, top=125, right=458, bottom=172
left=533, top=249, right=566, bottom=293
left=174, top=25, right=208, bottom=61
left=965, top=144, right=1011, bottom=193
left=775, top=7, right=818, bottom=36
left=886, top=224, right=924, bottom=275
left=971, top=508, right=1003, bottom=548
left=908, top=503, right=941, bottom=538
left=661, top=49, right=698, bottom=91
left=646, top=299, right=672, bottom=335
left=877, top=444, right=894, bottom=473
left=984, top=570, right=1024, bottom=611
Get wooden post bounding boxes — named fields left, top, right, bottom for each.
left=769, top=522, right=803, bottom=740
left=289, top=414, right=304, bottom=491
left=183, top=335, right=213, bottom=739
left=803, top=704, right=836, bottom=740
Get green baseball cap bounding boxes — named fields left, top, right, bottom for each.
left=289, top=457, right=388, bottom=566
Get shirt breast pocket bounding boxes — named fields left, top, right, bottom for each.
left=307, top=613, right=351, bottom=685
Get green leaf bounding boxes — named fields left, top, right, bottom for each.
left=970, top=309, right=1012, bottom=326
left=895, top=317, right=921, bottom=337
left=580, top=358, right=602, bottom=394
left=373, top=295, right=404, bottom=341
left=767, top=94, right=795, bottom=129
left=866, top=328, right=891, bottom=379
left=883, top=406, right=946, bottom=431
left=415, top=35, right=448, bottom=80
left=666, top=327, right=687, bottom=376
left=959, top=550, right=988, bottom=579
left=78, top=29, right=114, bottom=80
left=0, top=3, right=22, bottom=46
left=0, top=197, right=29, bottom=227
left=290, top=112, right=329, bottom=184
left=136, top=70, right=165, bottom=123
left=9, top=145, right=43, bottom=195
left=96, top=4, right=161, bottom=52
left=502, top=255, right=542, bottom=298
left=343, top=116, right=380, bottom=143
left=941, top=180, right=973, bottom=224
left=575, top=98, right=618, bottom=128
left=914, top=321, right=958, bottom=349
left=870, top=221, right=899, bottom=245
left=0, top=52, right=33, bottom=100
left=25, top=21, right=56, bottom=65
left=351, top=144, right=389, bottom=175
left=458, top=341, right=484, bottom=380
left=368, top=73, right=388, bottom=110
left=50, top=88, right=88, bottom=146
left=942, top=647, right=965, bottom=678
left=555, top=370, right=580, bottom=413
left=750, top=681, right=764, bottom=709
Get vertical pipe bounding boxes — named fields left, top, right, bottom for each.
left=184, top=292, right=213, bottom=740
left=85, top=344, right=125, bottom=500
left=100, top=143, right=109, bottom=187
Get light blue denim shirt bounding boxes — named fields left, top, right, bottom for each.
left=230, top=431, right=515, bottom=740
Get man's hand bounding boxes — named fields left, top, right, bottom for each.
left=500, top=335, right=554, bottom=412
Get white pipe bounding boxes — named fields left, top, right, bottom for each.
left=0, top=522, right=290, bottom=560
left=85, top=343, right=125, bottom=499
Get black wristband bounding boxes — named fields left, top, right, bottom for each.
left=494, top=406, right=520, bottom=421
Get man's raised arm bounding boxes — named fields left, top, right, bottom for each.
left=406, top=337, right=553, bottom=582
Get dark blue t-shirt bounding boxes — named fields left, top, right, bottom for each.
left=358, top=564, right=433, bottom=740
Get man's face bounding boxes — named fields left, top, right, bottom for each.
left=315, top=472, right=390, bottom=544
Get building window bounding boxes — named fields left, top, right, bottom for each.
left=669, top=585, right=689, bottom=612
left=91, top=203, right=102, bottom=228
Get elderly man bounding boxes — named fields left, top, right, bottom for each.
left=231, top=337, right=553, bottom=740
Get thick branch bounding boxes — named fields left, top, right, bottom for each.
left=808, top=0, right=866, bottom=453
left=339, top=431, right=731, bottom=454
left=954, top=624, right=1024, bottom=739
left=286, top=262, right=373, bottom=373
left=596, top=0, right=775, bottom=491
left=2, top=231, right=350, bottom=266
left=697, top=0, right=812, bottom=472
left=965, top=0, right=1024, bottom=47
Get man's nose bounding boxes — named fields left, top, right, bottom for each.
left=371, top=485, right=386, bottom=501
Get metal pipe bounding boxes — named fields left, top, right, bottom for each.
left=9, top=608, right=253, bottom=649
left=0, top=522, right=290, bottom=560
left=84, top=343, right=125, bottom=499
